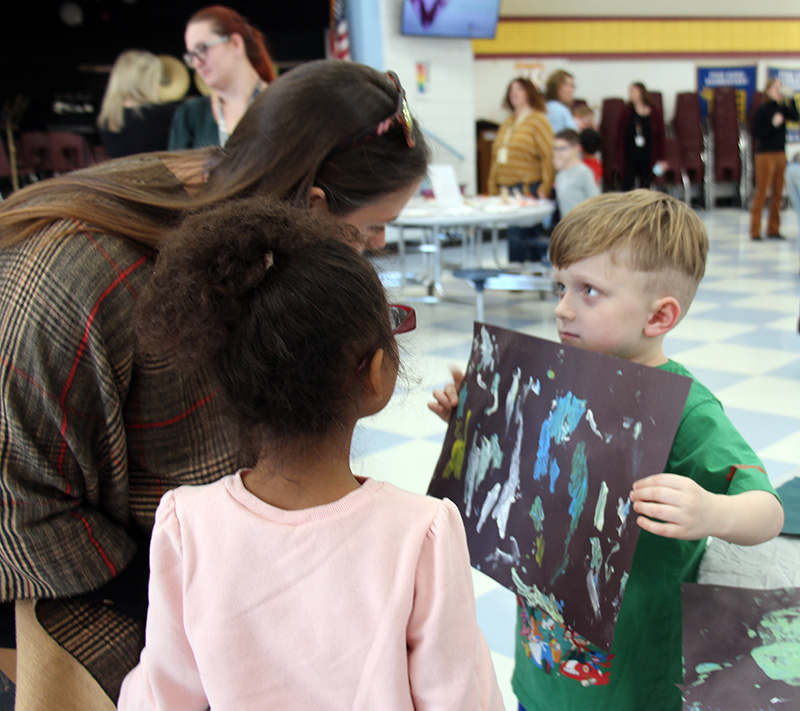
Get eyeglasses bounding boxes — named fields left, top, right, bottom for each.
left=183, top=35, right=231, bottom=67
left=331, top=71, right=416, bottom=156
left=356, top=304, right=416, bottom=375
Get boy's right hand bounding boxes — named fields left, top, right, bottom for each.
left=427, top=366, right=464, bottom=423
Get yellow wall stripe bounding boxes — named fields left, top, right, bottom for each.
left=473, top=18, right=800, bottom=56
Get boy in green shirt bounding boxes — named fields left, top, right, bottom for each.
left=429, top=190, right=784, bottom=710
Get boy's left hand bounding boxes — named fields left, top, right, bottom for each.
left=629, top=473, right=718, bottom=540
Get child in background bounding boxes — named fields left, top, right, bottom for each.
left=119, top=200, right=504, bottom=711
left=579, top=127, right=603, bottom=185
left=572, top=103, right=597, bottom=131
left=429, top=190, right=783, bottom=711
left=552, top=129, right=599, bottom=217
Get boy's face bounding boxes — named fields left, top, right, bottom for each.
left=553, top=253, right=664, bottom=366
left=553, top=139, right=577, bottom=171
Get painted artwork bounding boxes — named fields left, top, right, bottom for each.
left=681, top=583, right=800, bottom=710
left=428, top=323, right=691, bottom=653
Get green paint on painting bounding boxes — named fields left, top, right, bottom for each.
left=512, top=567, right=563, bottom=623
left=529, top=496, right=545, bottom=532
left=550, top=441, right=589, bottom=584
left=546, top=369, right=555, bottom=380
left=751, top=605, right=800, bottom=685
left=590, top=537, right=602, bottom=570
left=695, top=662, right=724, bottom=678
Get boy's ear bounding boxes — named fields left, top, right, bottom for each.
left=645, top=296, right=681, bottom=337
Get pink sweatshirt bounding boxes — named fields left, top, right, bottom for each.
left=118, top=473, right=504, bottom=710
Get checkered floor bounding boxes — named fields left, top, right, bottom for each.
left=356, top=206, right=800, bottom=710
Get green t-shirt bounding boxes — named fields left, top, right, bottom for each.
left=512, top=360, right=779, bottom=711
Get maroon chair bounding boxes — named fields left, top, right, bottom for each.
left=0, top=138, right=11, bottom=178
left=711, top=87, right=741, bottom=184
left=91, top=144, right=110, bottom=165
left=649, top=91, right=664, bottom=120
left=19, top=131, right=52, bottom=179
left=672, top=92, right=705, bottom=186
left=749, top=91, right=765, bottom=130
left=49, top=131, right=88, bottom=174
left=656, top=135, right=691, bottom=204
left=600, top=97, right=625, bottom=190
left=0, top=138, right=14, bottom=195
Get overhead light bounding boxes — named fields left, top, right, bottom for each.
left=59, top=2, right=84, bottom=27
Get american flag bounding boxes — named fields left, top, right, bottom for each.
left=328, top=0, right=350, bottom=60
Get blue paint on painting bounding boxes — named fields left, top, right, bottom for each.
left=533, top=417, right=552, bottom=482
left=568, top=442, right=589, bottom=524
left=457, top=382, right=468, bottom=419
left=551, top=441, right=589, bottom=585
left=551, top=392, right=587, bottom=444
left=533, top=391, right=586, bottom=485
left=549, top=457, right=560, bottom=494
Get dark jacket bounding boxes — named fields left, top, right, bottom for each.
left=752, top=98, right=800, bottom=153
left=615, top=105, right=666, bottom=177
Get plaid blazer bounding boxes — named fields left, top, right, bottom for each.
left=0, top=213, right=239, bottom=698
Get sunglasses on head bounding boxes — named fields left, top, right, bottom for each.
left=331, top=71, right=416, bottom=156
left=356, top=304, right=416, bottom=375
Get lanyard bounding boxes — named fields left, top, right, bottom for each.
left=216, top=80, right=265, bottom=147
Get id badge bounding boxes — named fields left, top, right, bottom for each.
left=497, top=146, right=509, bottom=164
left=635, top=135, right=645, bottom=148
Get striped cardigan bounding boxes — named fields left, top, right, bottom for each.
left=0, top=209, right=239, bottom=698
left=487, top=111, right=555, bottom=198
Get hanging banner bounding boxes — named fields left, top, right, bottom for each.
left=696, top=65, right=757, bottom=120
left=766, top=66, right=800, bottom=144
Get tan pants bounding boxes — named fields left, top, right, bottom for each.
left=750, top=151, right=787, bottom=237
left=14, top=601, right=115, bottom=711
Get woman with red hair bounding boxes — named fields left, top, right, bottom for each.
left=169, top=5, right=276, bottom=149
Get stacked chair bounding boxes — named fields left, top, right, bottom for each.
left=672, top=92, right=709, bottom=208
left=709, top=86, right=744, bottom=206
left=599, top=97, right=625, bottom=191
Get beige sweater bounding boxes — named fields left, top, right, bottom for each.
left=487, top=110, right=554, bottom=197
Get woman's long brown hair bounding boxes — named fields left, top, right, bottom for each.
left=0, top=61, right=430, bottom=250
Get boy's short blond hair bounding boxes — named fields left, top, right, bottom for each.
left=549, top=190, right=708, bottom=314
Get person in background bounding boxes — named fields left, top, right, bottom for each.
left=118, top=199, right=504, bottom=711
left=487, top=77, right=554, bottom=263
left=749, top=77, right=799, bottom=240
left=579, top=127, right=603, bottom=185
left=552, top=129, right=599, bottom=217
left=544, top=69, right=577, bottom=134
left=429, top=190, right=783, bottom=711
left=572, top=103, right=596, bottom=132
left=97, top=50, right=179, bottom=158
left=615, top=81, right=667, bottom=191
left=0, top=60, right=428, bottom=711
left=169, top=5, right=276, bottom=149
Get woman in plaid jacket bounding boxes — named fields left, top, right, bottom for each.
left=0, top=60, right=429, bottom=710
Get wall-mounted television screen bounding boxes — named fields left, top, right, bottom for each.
left=401, top=0, right=501, bottom=39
